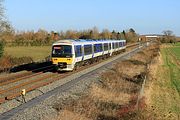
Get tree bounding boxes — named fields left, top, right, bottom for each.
left=0, top=0, right=13, bottom=33
left=91, top=26, right=99, bottom=39
left=111, top=30, right=117, bottom=39
left=129, top=28, right=135, bottom=33
left=163, top=30, right=173, bottom=36
left=65, top=30, right=78, bottom=39
left=162, top=30, right=176, bottom=43
left=0, top=0, right=6, bottom=57
left=117, top=32, right=121, bottom=39
left=101, top=29, right=111, bottom=39
left=0, top=0, right=5, bottom=31
left=79, top=29, right=91, bottom=39
left=121, top=28, right=139, bottom=43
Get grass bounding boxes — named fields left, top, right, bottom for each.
left=148, top=45, right=180, bottom=119
left=166, top=49, right=180, bottom=93
left=166, top=48, right=180, bottom=113
left=4, top=46, right=52, bottom=61
left=174, top=42, right=180, bottom=46
left=169, top=43, right=180, bottom=60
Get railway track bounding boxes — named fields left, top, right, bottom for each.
left=0, top=65, right=56, bottom=103
left=0, top=64, right=55, bottom=83
left=0, top=42, right=142, bottom=105
left=0, top=42, right=152, bottom=120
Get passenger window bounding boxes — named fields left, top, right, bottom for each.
left=94, top=44, right=103, bottom=53
left=75, top=45, right=82, bottom=57
left=104, top=43, right=108, bottom=51
left=112, top=43, right=115, bottom=49
left=84, top=45, right=92, bottom=55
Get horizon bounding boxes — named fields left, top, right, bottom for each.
left=4, top=0, right=180, bottom=36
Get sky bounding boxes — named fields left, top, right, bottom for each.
left=4, top=0, right=180, bottom=36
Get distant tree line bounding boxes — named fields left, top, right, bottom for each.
left=1, top=27, right=140, bottom=47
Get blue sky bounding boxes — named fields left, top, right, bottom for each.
left=4, top=0, right=180, bottom=36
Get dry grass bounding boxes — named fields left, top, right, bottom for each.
left=144, top=56, right=160, bottom=106
left=100, top=71, right=140, bottom=93
left=115, top=60, right=146, bottom=79
left=131, top=44, right=160, bottom=65
left=90, top=85, right=130, bottom=105
left=58, top=62, right=146, bottom=119
left=57, top=110, right=92, bottom=120
left=54, top=44, right=160, bottom=120
left=63, top=95, right=100, bottom=119
left=131, top=51, right=149, bottom=64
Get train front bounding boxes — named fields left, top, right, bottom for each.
left=51, top=42, right=74, bottom=71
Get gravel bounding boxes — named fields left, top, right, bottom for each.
left=0, top=45, right=147, bottom=120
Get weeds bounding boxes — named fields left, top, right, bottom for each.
left=55, top=44, right=160, bottom=120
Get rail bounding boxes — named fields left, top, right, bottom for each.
left=0, top=42, right=141, bottom=104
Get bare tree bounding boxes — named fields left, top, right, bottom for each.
left=162, top=30, right=176, bottom=43
left=163, top=30, right=172, bottom=36
left=91, top=26, right=99, bottom=39
left=0, top=0, right=4, bottom=19
left=101, top=29, right=111, bottom=39
left=0, top=0, right=13, bottom=33
left=0, top=0, right=5, bottom=57
left=0, top=0, right=5, bottom=33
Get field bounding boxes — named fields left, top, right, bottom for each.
left=146, top=43, right=180, bottom=119
left=4, top=46, right=52, bottom=62
left=169, top=43, right=180, bottom=60
left=166, top=43, right=180, bottom=94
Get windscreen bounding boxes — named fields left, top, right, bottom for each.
left=52, top=45, right=72, bottom=57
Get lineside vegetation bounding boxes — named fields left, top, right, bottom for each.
left=141, top=43, right=180, bottom=119
left=53, top=44, right=160, bottom=120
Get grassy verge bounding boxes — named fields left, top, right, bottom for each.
left=4, top=46, right=52, bottom=61
left=146, top=44, right=180, bottom=119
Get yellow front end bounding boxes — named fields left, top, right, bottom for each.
left=52, top=57, right=74, bottom=71
left=52, top=58, right=73, bottom=64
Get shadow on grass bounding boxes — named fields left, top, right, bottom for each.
left=9, top=61, right=56, bottom=73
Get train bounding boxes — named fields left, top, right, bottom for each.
left=51, top=39, right=126, bottom=71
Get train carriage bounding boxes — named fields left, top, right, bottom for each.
left=51, top=39, right=126, bottom=71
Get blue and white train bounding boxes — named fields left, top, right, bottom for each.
left=51, top=39, right=126, bottom=71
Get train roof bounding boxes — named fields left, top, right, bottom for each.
left=53, top=39, right=126, bottom=45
